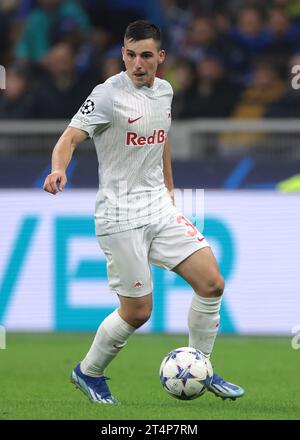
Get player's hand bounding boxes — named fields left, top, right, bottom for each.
left=43, top=170, right=67, bottom=195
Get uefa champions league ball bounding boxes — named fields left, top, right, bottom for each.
left=159, top=347, right=213, bottom=400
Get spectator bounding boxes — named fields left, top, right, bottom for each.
left=220, top=61, right=287, bottom=149
left=235, top=6, right=267, bottom=40
left=265, top=7, right=300, bottom=72
left=31, top=42, right=93, bottom=118
left=286, top=0, right=300, bottom=24
left=194, top=56, right=242, bottom=117
left=214, top=11, right=233, bottom=34
left=0, top=0, right=297, bottom=120
left=0, top=0, right=21, bottom=65
left=171, top=60, right=198, bottom=119
left=172, top=56, right=241, bottom=119
left=266, top=53, right=300, bottom=118
left=180, top=15, right=239, bottom=83
left=227, top=6, right=271, bottom=84
left=180, top=16, right=220, bottom=62
left=230, top=61, right=287, bottom=119
left=100, top=48, right=122, bottom=82
left=0, top=65, right=34, bottom=118
left=15, top=0, right=90, bottom=62
left=77, top=27, right=117, bottom=82
left=0, top=11, right=11, bottom=65
left=16, top=0, right=37, bottom=19
left=161, top=0, right=191, bottom=54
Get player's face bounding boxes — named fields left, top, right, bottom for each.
left=122, top=38, right=165, bottom=88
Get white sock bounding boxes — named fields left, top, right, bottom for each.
left=80, top=309, right=135, bottom=377
left=188, top=294, right=222, bottom=357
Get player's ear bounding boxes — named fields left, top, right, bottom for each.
left=158, top=49, right=166, bottom=64
left=121, top=46, right=125, bottom=62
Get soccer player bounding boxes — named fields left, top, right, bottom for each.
left=43, top=20, right=244, bottom=404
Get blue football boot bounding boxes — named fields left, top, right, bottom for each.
left=71, top=363, right=118, bottom=404
left=207, top=373, right=245, bottom=400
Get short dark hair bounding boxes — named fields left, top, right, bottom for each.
left=124, top=20, right=161, bottom=47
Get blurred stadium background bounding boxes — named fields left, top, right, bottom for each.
left=1, top=1, right=300, bottom=419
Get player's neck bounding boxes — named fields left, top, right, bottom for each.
left=125, top=71, right=155, bottom=89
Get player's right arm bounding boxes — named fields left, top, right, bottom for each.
left=43, top=126, right=88, bottom=195
left=44, top=82, right=113, bottom=195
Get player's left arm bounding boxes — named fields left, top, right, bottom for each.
left=163, top=135, right=175, bottom=205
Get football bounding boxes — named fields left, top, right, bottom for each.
left=159, top=347, right=213, bottom=400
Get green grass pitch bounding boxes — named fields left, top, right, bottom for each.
left=0, top=333, right=299, bottom=420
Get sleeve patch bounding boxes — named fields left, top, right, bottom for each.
left=80, top=99, right=95, bottom=115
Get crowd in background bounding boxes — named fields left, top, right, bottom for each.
left=1, top=0, right=300, bottom=120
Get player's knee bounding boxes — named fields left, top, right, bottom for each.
left=207, top=274, right=225, bottom=297
left=131, top=309, right=152, bottom=328
left=196, top=274, right=225, bottom=298
left=124, top=304, right=152, bottom=328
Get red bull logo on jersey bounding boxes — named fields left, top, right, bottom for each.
left=126, top=129, right=166, bottom=147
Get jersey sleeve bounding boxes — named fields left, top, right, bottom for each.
left=69, top=83, right=113, bottom=138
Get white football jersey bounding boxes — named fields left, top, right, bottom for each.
left=69, top=71, right=176, bottom=235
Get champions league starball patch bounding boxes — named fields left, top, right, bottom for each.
left=80, top=99, right=95, bottom=115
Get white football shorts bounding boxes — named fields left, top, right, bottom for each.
left=97, top=213, right=210, bottom=297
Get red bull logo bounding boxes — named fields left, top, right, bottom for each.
left=126, top=129, right=166, bottom=147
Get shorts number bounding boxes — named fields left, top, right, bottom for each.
left=177, top=215, right=198, bottom=237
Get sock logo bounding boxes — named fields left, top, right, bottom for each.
left=113, top=343, right=126, bottom=350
